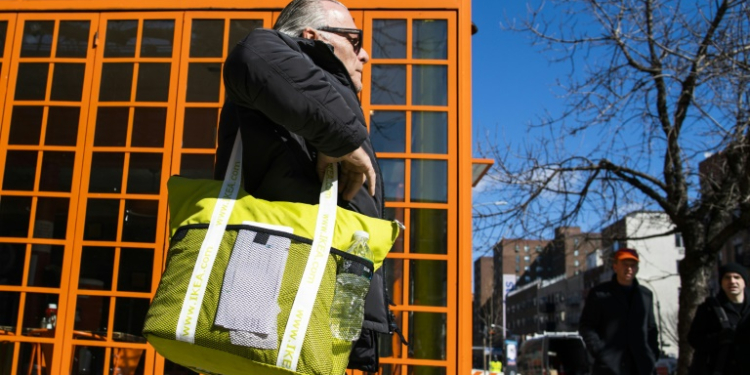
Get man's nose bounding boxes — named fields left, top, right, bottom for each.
left=359, top=48, right=370, bottom=63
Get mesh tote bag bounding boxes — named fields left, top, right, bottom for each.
left=143, top=131, right=400, bottom=375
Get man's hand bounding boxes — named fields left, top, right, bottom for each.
left=316, top=147, right=376, bottom=201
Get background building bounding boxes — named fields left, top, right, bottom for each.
left=0, top=1, right=476, bottom=374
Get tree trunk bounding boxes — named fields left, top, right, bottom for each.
left=676, top=248, right=715, bottom=375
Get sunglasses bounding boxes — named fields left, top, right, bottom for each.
left=318, top=26, right=363, bottom=54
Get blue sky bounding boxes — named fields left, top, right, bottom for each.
left=471, top=1, right=565, bottom=160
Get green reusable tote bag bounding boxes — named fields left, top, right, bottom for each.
left=143, top=130, right=400, bottom=375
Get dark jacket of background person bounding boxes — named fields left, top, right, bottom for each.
left=579, top=275, right=659, bottom=375
left=688, top=288, right=750, bottom=375
left=213, top=28, right=390, bottom=371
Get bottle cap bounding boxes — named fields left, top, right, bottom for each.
left=353, top=231, right=369, bottom=240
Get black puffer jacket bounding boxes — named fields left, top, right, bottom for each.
left=214, top=28, right=392, bottom=371
left=578, top=276, right=659, bottom=375
left=688, top=289, right=750, bottom=375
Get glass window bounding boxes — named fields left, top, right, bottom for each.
left=180, top=154, right=214, bottom=180
left=190, top=19, right=224, bottom=58
left=104, top=20, right=138, bottom=58
left=524, top=245, right=529, bottom=253
left=409, top=260, right=446, bottom=306
left=51, top=63, right=85, bottom=101
left=371, top=65, right=406, bottom=104
left=412, top=65, right=447, bottom=106
left=40, top=151, right=75, bottom=192
left=57, top=21, right=91, bottom=58
left=141, top=19, right=174, bottom=58
left=131, top=107, right=167, bottom=147
left=21, top=20, right=54, bottom=57
left=0, top=21, right=8, bottom=57
left=370, top=111, right=405, bottom=153
left=99, top=63, right=134, bottom=101
left=409, top=209, right=447, bottom=254
left=412, top=19, right=447, bottom=59
left=135, top=63, right=171, bottom=102
left=45, top=106, right=80, bottom=146
left=407, top=311, right=446, bottom=359
left=410, top=159, right=447, bottom=203
left=15, top=63, right=49, bottom=101
left=0, top=196, right=32, bottom=237
left=228, top=19, right=263, bottom=53
left=186, top=63, right=221, bottom=102
left=574, top=250, right=579, bottom=256
left=380, top=159, right=405, bottom=201
left=412, top=111, right=447, bottom=154
left=183, top=108, right=218, bottom=148
left=372, top=19, right=406, bottom=59
left=126, top=153, right=163, bottom=194
left=3, top=151, right=37, bottom=191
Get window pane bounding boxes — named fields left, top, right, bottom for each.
left=114, top=298, right=150, bottom=339
left=127, top=153, right=162, bottom=194
left=15, top=63, right=49, bottom=100
left=409, top=209, right=447, bottom=254
left=180, top=154, right=215, bottom=180
left=79, top=247, right=114, bottom=290
left=105, top=20, right=137, bottom=58
left=379, top=159, right=405, bottom=202
left=0, top=244, right=26, bottom=286
left=136, top=63, right=171, bottom=102
left=412, top=112, right=447, bottom=153
left=122, top=200, right=158, bottom=243
left=3, top=151, right=37, bottom=191
left=408, top=311, right=446, bottom=359
left=118, top=248, right=154, bottom=292
left=412, top=65, right=447, bottom=106
left=186, top=63, right=221, bottom=102
left=100, top=63, right=134, bottom=102
left=409, top=259, right=447, bottom=306
left=57, top=21, right=90, bottom=58
left=0, top=291, right=20, bottom=327
left=228, top=19, right=263, bottom=53
left=411, top=160, right=447, bottom=203
left=141, top=20, right=175, bottom=58
left=371, top=65, right=406, bottom=105
left=45, top=106, right=80, bottom=146
left=0, top=21, right=7, bottom=57
left=190, top=19, right=224, bottom=58
left=0, top=196, right=32, bottom=237
left=51, top=63, right=85, bottom=101
left=372, top=19, right=406, bottom=59
left=34, top=198, right=69, bottom=240
left=413, top=20, right=447, bottom=59
left=84, top=199, right=120, bottom=241
left=132, top=107, right=167, bottom=147
left=9, top=106, right=43, bottom=145
left=21, top=20, right=54, bottom=57
left=89, top=152, right=124, bottom=193
left=183, top=108, right=218, bottom=148
left=40, top=151, right=75, bottom=192
left=74, top=296, right=110, bottom=332
left=370, top=111, right=405, bottom=153
left=21, top=292, right=58, bottom=330
left=94, top=107, right=129, bottom=146
left=27, top=245, right=64, bottom=288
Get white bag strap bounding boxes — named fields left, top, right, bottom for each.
left=174, top=129, right=339, bottom=373
left=176, top=129, right=244, bottom=344
left=276, top=162, right=337, bottom=371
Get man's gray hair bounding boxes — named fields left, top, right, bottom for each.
left=274, top=0, right=346, bottom=37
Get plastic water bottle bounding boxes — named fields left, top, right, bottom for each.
left=330, top=231, right=373, bottom=341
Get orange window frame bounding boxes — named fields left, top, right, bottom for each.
left=359, top=10, right=459, bottom=374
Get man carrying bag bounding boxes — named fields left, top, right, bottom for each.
left=213, top=0, right=396, bottom=371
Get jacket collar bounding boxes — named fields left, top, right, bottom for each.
left=293, top=37, right=356, bottom=91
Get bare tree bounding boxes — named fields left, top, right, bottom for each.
left=476, top=1, right=750, bottom=373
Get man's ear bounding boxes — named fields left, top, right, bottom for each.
left=301, top=27, right=317, bottom=40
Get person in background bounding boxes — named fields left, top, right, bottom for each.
left=213, top=0, right=394, bottom=371
left=578, top=248, right=659, bottom=375
left=688, top=262, right=750, bottom=375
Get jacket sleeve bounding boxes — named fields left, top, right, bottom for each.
left=579, top=290, right=605, bottom=357
left=223, top=29, right=367, bottom=158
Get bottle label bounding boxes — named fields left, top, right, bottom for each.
left=340, top=258, right=373, bottom=280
